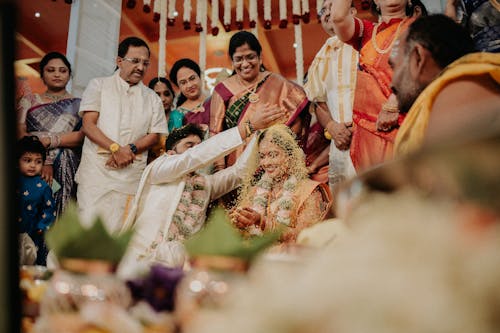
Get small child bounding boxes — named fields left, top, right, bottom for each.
left=17, top=136, right=56, bottom=266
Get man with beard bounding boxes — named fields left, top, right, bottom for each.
left=390, top=15, right=500, bottom=156
left=76, top=37, right=168, bottom=232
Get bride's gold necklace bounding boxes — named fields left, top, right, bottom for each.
left=371, top=18, right=406, bottom=54
left=238, top=74, right=261, bottom=103
left=42, top=90, right=71, bottom=102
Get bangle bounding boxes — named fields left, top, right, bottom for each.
left=245, top=120, right=255, bottom=138
left=324, top=120, right=334, bottom=140
left=382, top=103, right=399, bottom=113
left=48, top=133, right=61, bottom=149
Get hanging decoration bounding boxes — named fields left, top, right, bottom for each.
left=316, top=0, right=323, bottom=21
left=294, top=23, right=304, bottom=85
left=302, top=0, right=310, bottom=23
left=249, top=0, right=257, bottom=28
left=236, top=0, right=244, bottom=30
left=168, top=0, right=176, bottom=26
left=223, top=0, right=231, bottom=32
left=279, top=0, right=288, bottom=29
left=143, top=0, right=152, bottom=13
left=158, top=0, right=167, bottom=77
left=195, top=0, right=203, bottom=32
left=292, top=0, right=301, bottom=24
left=211, top=0, right=219, bottom=35
left=198, top=0, right=208, bottom=72
left=126, top=0, right=137, bottom=9
left=153, top=0, right=161, bottom=22
left=183, top=0, right=191, bottom=30
left=264, top=0, right=272, bottom=30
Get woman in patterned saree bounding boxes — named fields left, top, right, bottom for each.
left=209, top=31, right=309, bottom=170
left=17, top=52, right=83, bottom=216
left=231, top=124, right=332, bottom=245
left=329, top=0, right=423, bottom=171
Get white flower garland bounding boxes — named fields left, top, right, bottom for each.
left=223, top=0, right=231, bottom=28
left=211, top=0, right=219, bottom=31
left=196, top=0, right=202, bottom=28
left=236, top=0, right=243, bottom=23
left=264, top=0, right=271, bottom=22
left=294, top=23, right=304, bottom=85
left=144, top=0, right=152, bottom=8
left=249, top=0, right=257, bottom=25
left=183, top=0, right=191, bottom=23
left=302, top=0, right=309, bottom=15
left=153, top=0, right=160, bottom=14
left=168, top=0, right=176, bottom=18
left=158, top=0, right=167, bottom=77
left=198, top=0, right=207, bottom=71
left=292, top=0, right=301, bottom=17
left=316, top=0, right=324, bottom=17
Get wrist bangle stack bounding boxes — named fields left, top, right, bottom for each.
left=48, top=133, right=61, bottom=149
left=382, top=103, right=399, bottom=113
left=245, top=120, right=255, bottom=138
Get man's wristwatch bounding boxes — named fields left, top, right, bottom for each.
left=128, top=143, right=138, bottom=154
left=109, top=142, right=120, bottom=153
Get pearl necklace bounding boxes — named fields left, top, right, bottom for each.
left=371, top=18, right=406, bottom=55
left=42, top=91, right=71, bottom=102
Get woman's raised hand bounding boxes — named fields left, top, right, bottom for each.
left=249, top=103, right=286, bottom=131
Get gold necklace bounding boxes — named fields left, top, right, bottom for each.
left=238, top=75, right=260, bottom=103
left=42, top=91, right=70, bottom=102
left=371, top=18, right=406, bottom=54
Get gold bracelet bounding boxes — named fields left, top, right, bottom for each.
left=382, top=103, right=399, bottom=113
left=324, top=120, right=334, bottom=140
left=245, top=120, right=255, bottom=138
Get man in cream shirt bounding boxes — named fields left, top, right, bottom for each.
left=76, top=37, right=168, bottom=232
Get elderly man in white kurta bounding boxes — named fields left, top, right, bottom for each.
left=304, top=0, right=358, bottom=197
left=76, top=37, right=168, bottom=233
left=118, top=109, right=284, bottom=278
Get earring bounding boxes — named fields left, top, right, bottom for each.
left=376, top=4, right=380, bottom=11
left=408, top=0, right=412, bottom=6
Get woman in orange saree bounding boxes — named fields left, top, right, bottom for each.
left=330, top=0, right=422, bottom=171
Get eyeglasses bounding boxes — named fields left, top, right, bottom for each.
left=232, top=53, right=259, bottom=65
left=121, top=57, right=151, bottom=67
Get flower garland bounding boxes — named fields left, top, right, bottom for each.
left=292, top=0, right=301, bottom=24
left=316, top=0, right=323, bottom=21
left=153, top=0, right=161, bottom=21
left=264, top=0, right=272, bottom=29
left=211, top=0, right=219, bottom=35
left=301, top=0, right=310, bottom=23
left=198, top=0, right=207, bottom=71
left=158, top=0, right=167, bottom=77
left=236, top=0, right=244, bottom=30
left=167, top=0, right=176, bottom=25
left=294, top=23, right=304, bottom=85
left=195, top=0, right=203, bottom=32
left=249, top=0, right=257, bottom=28
left=279, top=0, right=288, bottom=28
left=223, top=0, right=231, bottom=31
left=143, top=0, right=152, bottom=13
left=250, top=174, right=299, bottom=230
left=183, top=0, right=191, bottom=29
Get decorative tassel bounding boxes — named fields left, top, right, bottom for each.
left=292, top=0, right=301, bottom=25
left=167, top=0, right=176, bottom=25
left=143, top=0, right=152, bottom=13
left=126, top=0, right=137, bottom=9
left=279, top=0, right=288, bottom=29
left=223, top=0, right=231, bottom=32
left=301, top=0, right=310, bottom=23
left=183, top=0, right=191, bottom=30
left=211, top=0, right=219, bottom=36
left=236, top=0, right=244, bottom=30
left=249, top=0, right=257, bottom=28
left=264, top=0, right=272, bottom=29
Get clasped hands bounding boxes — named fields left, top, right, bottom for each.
left=328, top=121, right=353, bottom=151
left=105, top=145, right=136, bottom=169
left=231, top=207, right=264, bottom=230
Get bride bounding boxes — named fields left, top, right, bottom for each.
left=231, top=124, right=332, bottom=244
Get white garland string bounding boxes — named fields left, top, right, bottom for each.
left=292, top=0, right=301, bottom=16
left=279, top=0, right=287, bottom=21
left=183, top=0, right=191, bottom=23
left=199, top=0, right=207, bottom=71
left=196, top=0, right=202, bottom=27
left=168, top=0, right=176, bottom=19
left=302, top=0, right=309, bottom=14
left=211, top=0, right=219, bottom=30
left=153, top=0, right=160, bottom=14
left=294, top=23, right=304, bottom=85
left=223, top=0, right=231, bottom=27
left=236, top=0, right=243, bottom=22
left=264, top=0, right=271, bottom=21
left=158, top=0, right=167, bottom=77
left=144, top=0, right=152, bottom=7
left=249, top=0, right=257, bottom=23
left=316, top=0, right=324, bottom=16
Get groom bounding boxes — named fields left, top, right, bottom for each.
left=118, top=107, right=284, bottom=277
